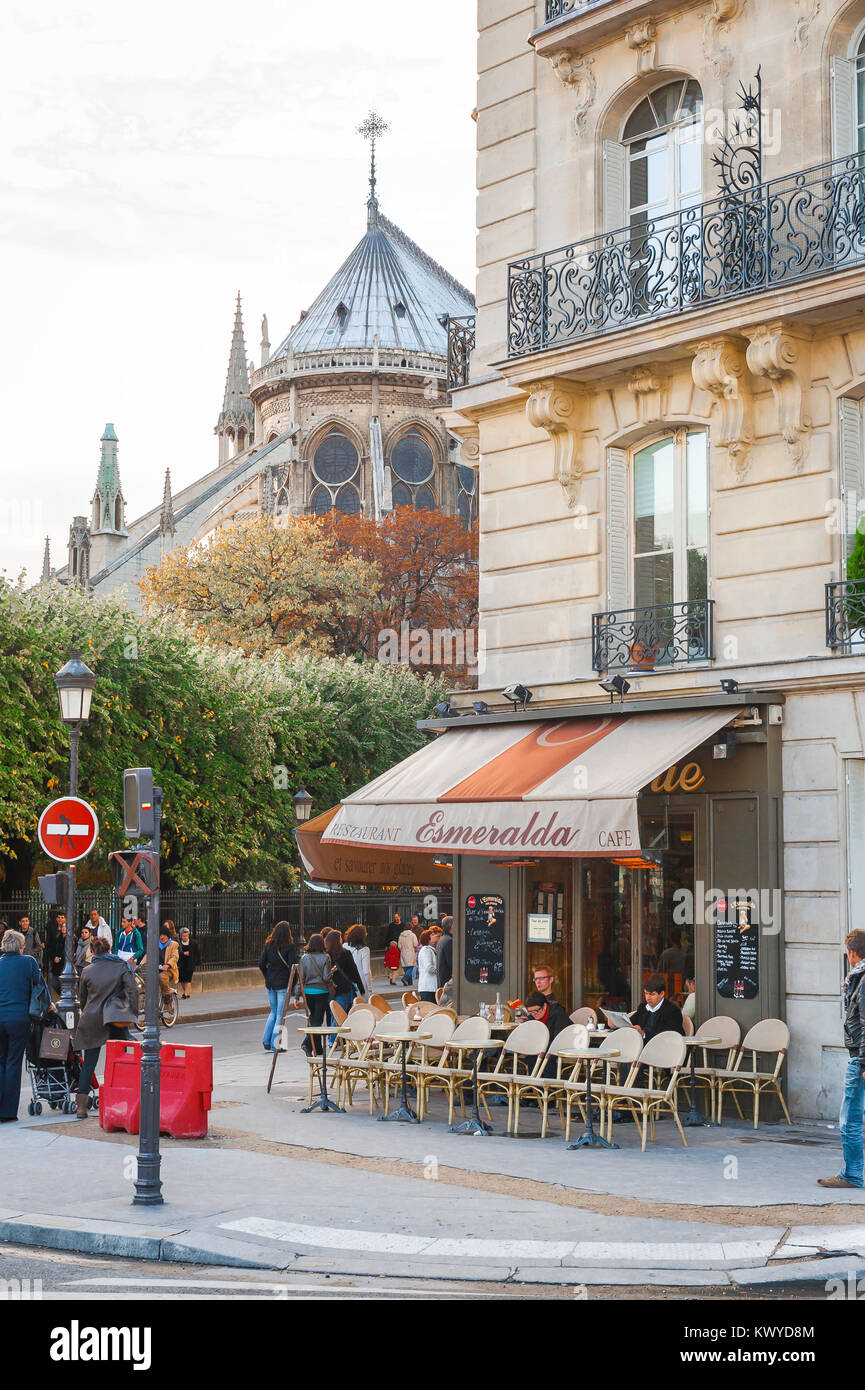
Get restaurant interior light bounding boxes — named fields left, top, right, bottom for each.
left=472, top=700, right=489, bottom=715
left=713, top=731, right=736, bottom=760
left=502, top=683, right=533, bottom=709
left=489, top=857, right=541, bottom=868
left=599, top=676, right=631, bottom=704
left=720, top=679, right=740, bottom=694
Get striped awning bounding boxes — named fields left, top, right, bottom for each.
left=316, top=708, right=733, bottom=865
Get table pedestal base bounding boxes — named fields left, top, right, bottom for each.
left=682, top=1107, right=715, bottom=1128
left=301, top=1095, right=344, bottom=1114
left=450, top=1116, right=492, bottom=1136
left=567, top=1130, right=619, bottom=1151
left=379, top=1104, right=419, bottom=1124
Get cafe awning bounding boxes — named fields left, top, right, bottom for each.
left=296, top=805, right=454, bottom=886
left=319, top=708, right=735, bottom=862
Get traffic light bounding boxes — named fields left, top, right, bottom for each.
left=123, top=767, right=155, bottom=839
left=38, top=871, right=70, bottom=905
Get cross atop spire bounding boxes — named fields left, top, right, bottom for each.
left=357, top=109, right=389, bottom=225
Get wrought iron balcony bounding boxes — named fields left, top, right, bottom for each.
left=592, top=599, right=715, bottom=673
left=508, top=151, right=865, bottom=357
left=446, top=314, right=476, bottom=398
left=826, top=580, right=865, bottom=651
left=546, top=0, right=579, bottom=17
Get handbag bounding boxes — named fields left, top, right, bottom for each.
left=38, top=1026, right=69, bottom=1063
left=29, top=974, right=52, bottom=1021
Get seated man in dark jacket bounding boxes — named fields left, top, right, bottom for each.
left=526, top=990, right=572, bottom=1079
left=629, top=973, right=685, bottom=1041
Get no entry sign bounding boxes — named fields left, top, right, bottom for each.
left=37, top=796, right=99, bottom=863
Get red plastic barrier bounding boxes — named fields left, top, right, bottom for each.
left=98, top=1040, right=213, bottom=1138
left=159, top=1043, right=212, bottom=1138
left=100, top=1040, right=142, bottom=1134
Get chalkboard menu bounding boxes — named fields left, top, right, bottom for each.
left=716, top=899, right=759, bottom=1001
left=464, top=893, right=505, bottom=985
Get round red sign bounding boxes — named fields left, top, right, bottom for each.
left=467, top=896, right=476, bottom=908
left=37, top=796, right=99, bottom=864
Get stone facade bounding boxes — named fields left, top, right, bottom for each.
left=445, top=0, right=865, bottom=1117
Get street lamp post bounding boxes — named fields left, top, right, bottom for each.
left=53, top=652, right=97, bottom=1020
left=293, top=789, right=313, bottom=944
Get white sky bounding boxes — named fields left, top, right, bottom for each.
left=0, top=0, right=477, bottom=583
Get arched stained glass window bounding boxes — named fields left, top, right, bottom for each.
left=313, top=432, right=359, bottom=487
left=392, top=430, right=434, bottom=485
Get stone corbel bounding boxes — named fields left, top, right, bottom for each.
left=625, top=20, right=658, bottom=74
left=450, top=426, right=480, bottom=472
left=526, top=380, right=588, bottom=510
left=793, top=0, right=821, bottom=50
left=548, top=49, right=597, bottom=135
left=691, top=338, right=754, bottom=482
left=743, top=322, right=812, bottom=471
left=703, top=0, right=749, bottom=80
left=628, top=366, right=669, bottom=426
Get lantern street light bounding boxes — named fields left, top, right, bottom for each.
left=53, top=651, right=97, bottom=1016
left=292, top=789, right=313, bottom=944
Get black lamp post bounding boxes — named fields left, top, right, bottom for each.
left=53, top=651, right=97, bottom=1020
left=293, top=789, right=313, bottom=944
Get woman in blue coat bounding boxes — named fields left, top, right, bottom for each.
left=0, top=930, right=47, bottom=1121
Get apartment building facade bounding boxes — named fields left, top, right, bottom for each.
left=435, top=0, right=865, bottom=1118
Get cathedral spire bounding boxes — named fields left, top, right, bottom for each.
left=41, top=536, right=51, bottom=584
left=357, top=109, right=389, bottom=228
left=159, top=468, right=176, bottom=538
left=91, top=423, right=127, bottom=537
left=216, top=292, right=254, bottom=463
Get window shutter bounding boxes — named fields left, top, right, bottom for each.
left=831, top=57, right=856, bottom=161
left=847, top=761, right=865, bottom=934
left=839, top=397, right=863, bottom=568
left=606, top=447, right=630, bottom=611
left=603, top=141, right=627, bottom=234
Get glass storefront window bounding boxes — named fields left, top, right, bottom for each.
left=581, top=862, right=632, bottom=1011
left=638, top=810, right=696, bottom=1005
left=526, top=863, right=572, bottom=1006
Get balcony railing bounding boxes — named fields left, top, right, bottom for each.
left=592, top=599, right=715, bottom=673
left=546, top=0, right=579, bottom=18
left=446, top=314, right=476, bottom=398
left=508, top=152, right=865, bottom=357
left=827, top=580, right=865, bottom=651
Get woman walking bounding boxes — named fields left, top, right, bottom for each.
left=257, top=922, right=296, bottom=1052
left=0, top=930, right=51, bottom=1122
left=178, top=928, right=201, bottom=1000
left=325, top=929, right=365, bottom=1023
left=345, top=924, right=373, bottom=997
left=75, top=925, right=94, bottom=971
left=416, top=929, right=439, bottom=1002
left=73, top=938, right=139, bottom=1119
left=295, top=934, right=332, bottom=1055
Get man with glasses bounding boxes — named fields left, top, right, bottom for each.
left=531, top=965, right=560, bottom=1005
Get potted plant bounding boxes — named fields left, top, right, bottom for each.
left=630, top=638, right=659, bottom=671
left=845, top=528, right=865, bottom=646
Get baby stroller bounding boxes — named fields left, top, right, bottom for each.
left=25, top=1013, right=98, bottom=1117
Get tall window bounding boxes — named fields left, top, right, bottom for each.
left=625, top=80, right=703, bottom=228
left=633, top=430, right=708, bottom=610
left=390, top=429, right=436, bottom=510
left=456, top=464, right=476, bottom=528
left=310, top=431, right=360, bottom=515
left=857, top=34, right=865, bottom=152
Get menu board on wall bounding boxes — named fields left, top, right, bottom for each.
left=464, top=893, right=505, bottom=985
left=715, top=899, right=759, bottom=1001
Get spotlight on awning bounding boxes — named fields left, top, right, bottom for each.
left=720, top=679, right=739, bottom=694
left=435, top=701, right=458, bottom=718
left=502, top=683, right=533, bottom=709
left=600, top=676, right=631, bottom=704
left=472, top=700, right=489, bottom=715
left=713, top=731, right=736, bottom=760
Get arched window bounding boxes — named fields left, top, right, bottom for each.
left=624, top=79, right=703, bottom=229
left=310, top=430, right=360, bottom=516
left=389, top=430, right=437, bottom=509
left=457, top=464, right=477, bottom=529
left=275, top=488, right=289, bottom=517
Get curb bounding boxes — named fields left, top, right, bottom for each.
left=178, top=1005, right=269, bottom=1025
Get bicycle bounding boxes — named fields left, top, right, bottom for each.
left=134, top=971, right=179, bottom=1029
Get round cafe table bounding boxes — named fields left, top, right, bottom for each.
left=449, top=1038, right=504, bottom=1136
left=379, top=1031, right=425, bottom=1124
left=683, top=1035, right=721, bottom=1127
left=559, top=1047, right=620, bottom=1151
left=297, top=1026, right=349, bottom=1114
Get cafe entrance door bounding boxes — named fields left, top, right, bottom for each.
left=525, top=860, right=573, bottom=1007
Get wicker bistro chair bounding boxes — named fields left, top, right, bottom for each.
left=402, top=991, right=420, bottom=1009
left=330, top=1000, right=348, bottom=1027
left=426, top=1006, right=458, bottom=1024
left=510, top=1024, right=589, bottom=1138
left=312, top=1006, right=375, bottom=1107
left=713, top=1018, right=792, bottom=1127
left=682, top=1014, right=694, bottom=1037
left=601, top=1031, right=689, bottom=1151
left=560, top=1028, right=643, bottom=1141
left=569, top=1007, right=598, bottom=1029
left=688, top=1016, right=741, bottom=1116
left=381, top=1013, right=455, bottom=1116
left=368, top=993, right=392, bottom=1014
left=339, top=1011, right=410, bottom=1114
left=414, top=1016, right=492, bottom=1124
left=475, top=1020, right=550, bottom=1135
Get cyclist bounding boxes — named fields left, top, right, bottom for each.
left=141, top=926, right=179, bottom=1001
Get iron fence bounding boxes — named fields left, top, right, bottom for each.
left=508, top=151, right=865, bottom=356
left=0, top=888, right=452, bottom=971
left=446, top=314, right=476, bottom=398
left=592, top=599, right=715, bottom=673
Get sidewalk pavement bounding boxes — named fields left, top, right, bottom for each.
left=2, top=1035, right=864, bottom=1288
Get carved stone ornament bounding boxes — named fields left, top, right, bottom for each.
left=691, top=338, right=754, bottom=481
left=548, top=50, right=597, bottom=135
left=526, top=379, right=588, bottom=509
left=743, top=323, right=812, bottom=471
left=628, top=366, right=669, bottom=425
left=450, top=426, right=480, bottom=471
left=793, top=0, right=821, bottom=51
left=703, top=0, right=748, bottom=81
left=625, top=20, right=658, bottom=74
